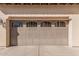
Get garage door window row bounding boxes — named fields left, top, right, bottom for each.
left=12, top=21, right=66, bottom=27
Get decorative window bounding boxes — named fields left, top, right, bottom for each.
left=60, top=21, right=66, bottom=27
left=55, top=21, right=66, bottom=27
left=55, top=21, right=59, bottom=27
left=12, top=21, right=23, bottom=27
left=41, top=21, right=51, bottom=27
left=26, top=21, right=37, bottom=27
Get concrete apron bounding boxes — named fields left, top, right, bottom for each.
left=0, top=46, right=79, bottom=56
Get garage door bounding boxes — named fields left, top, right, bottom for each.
left=10, top=20, right=68, bottom=46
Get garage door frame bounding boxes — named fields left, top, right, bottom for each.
left=6, top=16, right=69, bottom=47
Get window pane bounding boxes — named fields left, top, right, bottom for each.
left=60, top=22, right=65, bottom=27
left=55, top=21, right=66, bottom=27
left=26, top=21, right=37, bottom=27
left=12, top=21, right=23, bottom=27
left=55, top=21, right=59, bottom=27
left=41, top=21, right=51, bottom=27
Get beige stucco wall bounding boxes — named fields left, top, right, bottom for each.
left=0, top=11, right=6, bottom=46
left=0, top=25, right=6, bottom=46
left=0, top=5, right=79, bottom=47
left=70, top=15, right=79, bottom=46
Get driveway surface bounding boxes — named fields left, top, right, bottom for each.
left=0, top=46, right=79, bottom=56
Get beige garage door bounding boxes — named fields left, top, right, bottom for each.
left=10, top=20, right=68, bottom=46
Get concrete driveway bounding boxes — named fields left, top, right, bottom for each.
left=0, top=46, right=79, bottom=56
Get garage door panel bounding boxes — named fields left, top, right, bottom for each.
left=17, top=27, right=26, bottom=46
left=25, top=27, right=39, bottom=45
left=40, top=39, right=56, bottom=45
left=55, top=28, right=68, bottom=45
left=11, top=20, right=68, bottom=46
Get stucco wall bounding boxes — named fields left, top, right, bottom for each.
left=0, top=11, right=6, bottom=46
left=0, top=25, right=6, bottom=46
left=70, top=15, right=79, bottom=46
